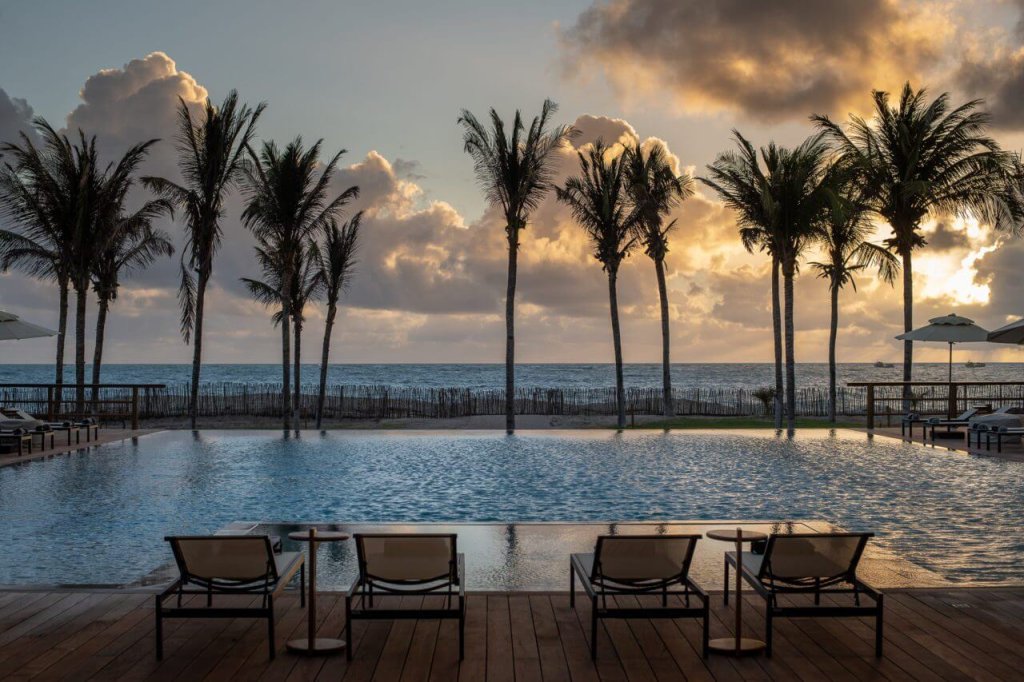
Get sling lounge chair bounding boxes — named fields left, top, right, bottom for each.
left=725, top=532, right=883, bottom=657
left=927, top=409, right=978, bottom=442
left=346, top=534, right=465, bottom=660
left=571, top=534, right=709, bottom=660
left=156, top=535, right=305, bottom=660
left=0, top=429, right=32, bottom=456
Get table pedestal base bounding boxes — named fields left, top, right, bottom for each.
left=708, top=637, right=766, bottom=656
left=286, top=638, right=346, bottom=655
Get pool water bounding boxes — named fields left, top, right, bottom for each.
left=0, top=429, right=1022, bottom=586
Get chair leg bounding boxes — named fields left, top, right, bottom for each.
left=154, top=597, right=163, bottom=660
left=765, top=608, right=773, bottom=657
left=876, top=596, right=884, bottom=658
left=268, top=596, right=276, bottom=660
left=459, top=596, right=466, bottom=661
left=590, top=597, right=598, bottom=661
left=300, top=563, right=305, bottom=608
left=723, top=558, right=730, bottom=606
left=345, top=595, right=353, bottom=661
left=702, top=597, right=709, bottom=658
left=569, top=565, right=575, bottom=608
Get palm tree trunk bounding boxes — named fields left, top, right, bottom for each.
left=54, top=278, right=68, bottom=416
left=901, top=249, right=913, bottom=412
left=188, top=266, right=209, bottom=430
left=771, top=256, right=784, bottom=429
left=316, top=302, right=337, bottom=429
left=74, top=284, right=87, bottom=414
left=293, top=316, right=302, bottom=428
left=783, top=265, right=796, bottom=431
left=91, top=295, right=109, bottom=415
left=654, top=257, right=672, bottom=417
left=280, top=275, right=292, bottom=431
left=504, top=229, right=518, bottom=434
left=828, top=283, right=839, bottom=423
left=608, top=269, right=626, bottom=430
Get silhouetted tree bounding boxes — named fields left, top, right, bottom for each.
left=314, top=213, right=362, bottom=429
left=558, top=141, right=640, bottom=429
left=458, top=100, right=574, bottom=433
left=623, top=140, right=693, bottom=417
left=144, top=91, right=265, bottom=428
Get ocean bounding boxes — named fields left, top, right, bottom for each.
left=0, top=363, right=1019, bottom=392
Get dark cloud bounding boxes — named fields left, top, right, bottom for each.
left=560, top=0, right=947, bottom=121
left=956, top=51, right=1024, bottom=130
left=926, top=220, right=971, bottom=251
left=0, top=88, right=39, bottom=147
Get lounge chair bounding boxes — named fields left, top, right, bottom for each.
left=927, top=409, right=978, bottom=442
left=570, top=534, right=709, bottom=660
left=725, top=532, right=883, bottom=657
left=156, top=535, right=305, bottom=660
left=0, top=429, right=32, bottom=456
left=346, top=534, right=465, bottom=660
left=985, top=425, right=1024, bottom=453
left=900, top=412, right=926, bottom=439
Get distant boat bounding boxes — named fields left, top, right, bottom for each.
left=965, top=360, right=986, bottom=368
left=874, top=361, right=895, bottom=368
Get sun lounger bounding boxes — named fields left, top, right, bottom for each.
left=0, top=429, right=32, bottom=456
left=156, top=535, right=305, bottom=660
left=725, top=532, right=883, bottom=657
left=984, top=426, right=1024, bottom=453
left=571, top=534, right=709, bottom=660
left=927, top=409, right=979, bottom=442
left=346, top=533, right=465, bottom=660
left=900, top=412, right=926, bottom=438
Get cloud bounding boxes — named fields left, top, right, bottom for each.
left=956, top=48, right=1024, bottom=130
left=0, top=88, right=39, bottom=147
left=559, top=0, right=951, bottom=121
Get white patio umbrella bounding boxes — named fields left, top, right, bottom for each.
left=988, top=318, right=1024, bottom=345
left=895, top=313, right=989, bottom=382
left=0, top=311, right=56, bottom=341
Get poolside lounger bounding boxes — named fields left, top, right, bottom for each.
left=156, top=535, right=305, bottom=660
left=571, top=534, right=709, bottom=660
left=724, top=532, right=883, bottom=657
left=985, top=426, right=1024, bottom=453
left=0, top=429, right=32, bottom=456
left=927, top=409, right=978, bottom=442
left=900, top=412, right=926, bottom=439
left=346, top=533, right=465, bottom=660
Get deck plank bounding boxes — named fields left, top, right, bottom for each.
left=1, top=589, right=1023, bottom=681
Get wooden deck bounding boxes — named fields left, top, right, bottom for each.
left=2, top=587, right=1024, bottom=680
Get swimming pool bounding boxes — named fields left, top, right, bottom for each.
left=0, top=429, right=1021, bottom=586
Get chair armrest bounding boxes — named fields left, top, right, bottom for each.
left=457, top=553, right=466, bottom=596
left=570, top=554, right=597, bottom=599
left=853, top=577, right=883, bottom=601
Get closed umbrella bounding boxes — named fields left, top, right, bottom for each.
left=896, top=313, right=989, bottom=382
left=0, top=311, right=56, bottom=341
left=988, top=318, right=1024, bottom=345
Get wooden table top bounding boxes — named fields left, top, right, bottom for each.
left=706, top=529, right=768, bottom=543
left=287, top=530, right=350, bottom=543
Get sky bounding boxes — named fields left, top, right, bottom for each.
left=2, top=0, right=1024, bottom=365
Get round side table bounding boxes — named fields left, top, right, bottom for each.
left=706, top=528, right=768, bottom=656
left=286, top=528, right=350, bottom=655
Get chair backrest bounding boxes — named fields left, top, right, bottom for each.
left=355, top=534, right=457, bottom=585
left=166, top=535, right=277, bottom=588
left=758, top=533, right=872, bottom=590
left=591, top=535, right=699, bottom=587
left=957, top=409, right=977, bottom=421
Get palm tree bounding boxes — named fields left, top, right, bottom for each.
left=557, top=141, right=640, bottom=429
left=704, top=132, right=831, bottom=430
left=240, top=138, right=358, bottom=429
left=314, top=213, right=362, bottom=429
left=90, top=201, right=174, bottom=394
left=242, top=239, right=322, bottom=425
left=622, top=140, right=694, bottom=417
left=0, top=119, right=84, bottom=401
left=458, top=100, right=574, bottom=434
left=813, top=83, right=1021, bottom=404
left=144, top=91, right=265, bottom=429
left=810, top=169, right=899, bottom=422
left=701, top=132, right=784, bottom=428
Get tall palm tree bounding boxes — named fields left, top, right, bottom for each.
left=90, top=201, right=174, bottom=393
left=810, top=169, right=899, bottom=422
left=622, top=140, right=694, bottom=417
left=701, top=132, right=784, bottom=428
left=144, top=91, right=265, bottom=429
left=557, top=141, right=640, bottom=429
left=314, top=213, right=362, bottom=429
left=458, top=100, right=574, bottom=434
left=813, top=83, right=1021, bottom=404
left=242, top=239, right=322, bottom=425
left=0, top=119, right=84, bottom=400
left=704, top=133, right=831, bottom=430
left=240, top=138, right=358, bottom=429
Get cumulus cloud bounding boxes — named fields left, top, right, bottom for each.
left=560, top=0, right=951, bottom=121
left=0, top=88, right=38, bottom=147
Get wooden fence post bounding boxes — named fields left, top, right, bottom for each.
left=131, top=387, right=139, bottom=431
left=866, top=385, right=875, bottom=430
left=948, top=383, right=958, bottom=419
